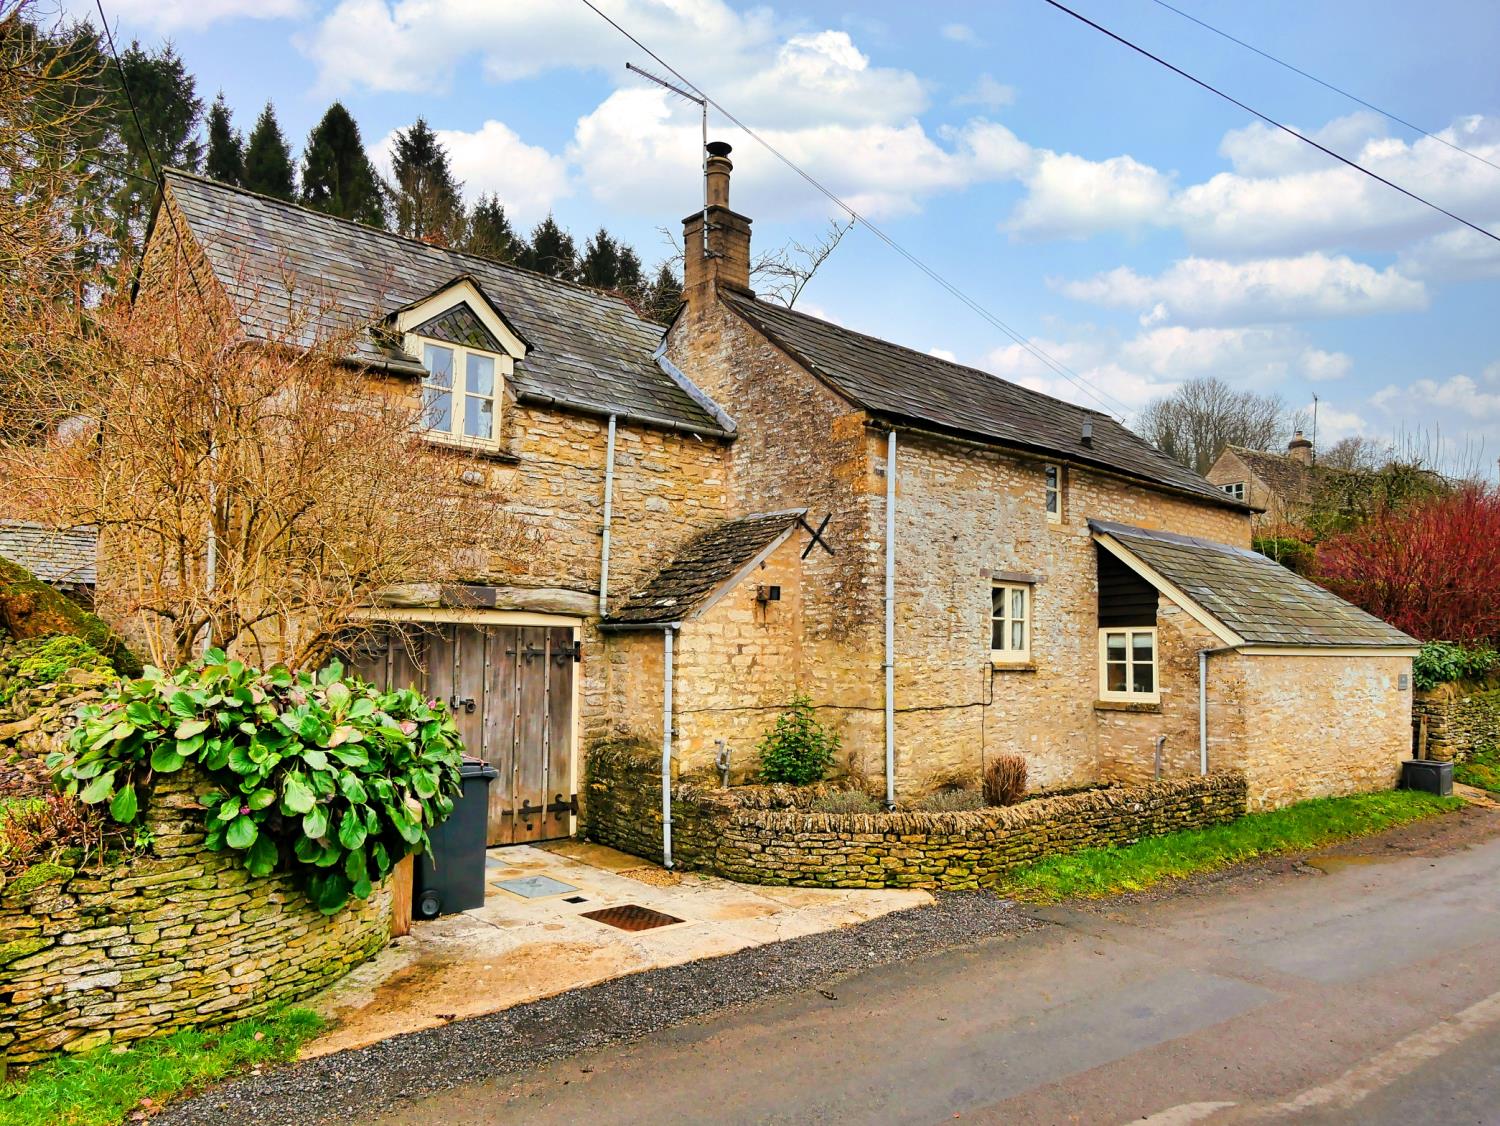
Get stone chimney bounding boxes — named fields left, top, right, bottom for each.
left=1287, top=430, right=1313, bottom=465
left=683, top=141, right=753, bottom=301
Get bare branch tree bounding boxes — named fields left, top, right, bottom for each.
left=654, top=216, right=854, bottom=308
left=1136, top=377, right=1299, bottom=476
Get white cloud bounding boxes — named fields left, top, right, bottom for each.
left=1301, top=348, right=1353, bottom=382
left=1006, top=152, right=1173, bottom=239
left=1376, top=374, right=1500, bottom=421
left=73, top=0, right=305, bottom=31
left=1056, top=253, right=1427, bottom=326
left=941, top=23, right=981, bottom=45
left=1397, top=225, right=1500, bottom=282
left=928, top=348, right=958, bottom=362
left=370, top=121, right=571, bottom=225
left=954, top=74, right=1015, bottom=111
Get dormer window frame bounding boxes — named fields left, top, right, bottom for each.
left=388, top=277, right=529, bottom=454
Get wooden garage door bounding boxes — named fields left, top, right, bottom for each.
left=347, top=623, right=575, bottom=845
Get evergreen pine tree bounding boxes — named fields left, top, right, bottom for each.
left=204, top=93, right=243, bottom=186
left=301, top=102, right=384, bottom=226
left=579, top=228, right=622, bottom=289
left=643, top=263, right=683, bottom=322
left=463, top=194, right=519, bottom=262
left=242, top=102, right=296, bottom=200
left=617, top=244, right=644, bottom=293
left=391, top=118, right=464, bottom=245
left=521, top=215, right=577, bottom=280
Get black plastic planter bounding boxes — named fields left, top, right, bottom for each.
left=415, top=758, right=498, bottom=919
left=1400, top=758, right=1453, bottom=797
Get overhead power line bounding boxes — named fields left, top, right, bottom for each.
left=1041, top=0, right=1500, bottom=245
left=1147, top=0, right=1500, bottom=177
left=575, top=0, right=1137, bottom=420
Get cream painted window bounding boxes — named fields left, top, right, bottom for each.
left=1222, top=481, right=1245, bottom=502
left=1099, top=628, right=1158, bottom=702
left=419, top=339, right=499, bottom=446
left=991, top=582, right=1031, bottom=662
left=1044, top=464, right=1063, bottom=524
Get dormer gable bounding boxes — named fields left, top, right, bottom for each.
left=387, top=274, right=530, bottom=360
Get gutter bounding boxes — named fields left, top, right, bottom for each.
left=883, top=428, right=898, bottom=809
left=1198, top=644, right=1240, bottom=774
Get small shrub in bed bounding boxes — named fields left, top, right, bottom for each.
left=808, top=788, right=879, bottom=814
left=912, top=788, right=985, bottom=813
left=983, top=753, right=1027, bottom=807
left=757, top=694, right=841, bottom=785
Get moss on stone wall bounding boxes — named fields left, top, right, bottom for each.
left=1414, top=683, right=1500, bottom=762
left=585, top=741, right=1248, bottom=890
left=0, top=557, right=140, bottom=676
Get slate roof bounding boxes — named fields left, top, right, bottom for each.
left=161, top=171, right=723, bottom=435
left=1091, top=520, right=1415, bottom=648
left=1222, top=445, right=1323, bottom=506
left=723, top=292, right=1243, bottom=509
left=0, top=522, right=97, bottom=586
left=609, top=510, right=805, bottom=624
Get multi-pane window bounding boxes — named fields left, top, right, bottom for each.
left=1222, top=481, right=1245, bottom=502
left=420, top=340, right=498, bottom=445
left=991, top=582, right=1031, bottom=662
left=1044, top=464, right=1062, bottom=523
left=1099, top=628, right=1157, bottom=701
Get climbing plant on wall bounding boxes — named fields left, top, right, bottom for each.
left=50, top=652, right=463, bottom=914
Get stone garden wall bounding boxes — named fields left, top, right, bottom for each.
left=1413, top=682, right=1500, bottom=762
left=0, top=769, right=390, bottom=1063
left=584, top=742, right=1247, bottom=889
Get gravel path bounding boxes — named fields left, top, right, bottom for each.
left=158, top=892, right=1039, bottom=1125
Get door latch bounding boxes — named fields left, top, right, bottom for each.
left=449, top=695, right=476, bottom=714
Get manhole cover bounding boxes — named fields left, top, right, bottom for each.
left=581, top=904, right=684, bottom=932
left=493, top=875, right=579, bottom=899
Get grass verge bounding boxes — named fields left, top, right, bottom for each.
left=1001, top=789, right=1465, bottom=903
left=1455, top=746, right=1500, bottom=793
left=0, top=1007, right=323, bottom=1126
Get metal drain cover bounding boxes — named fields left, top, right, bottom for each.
left=493, top=875, right=579, bottom=899
left=581, top=904, right=684, bottom=932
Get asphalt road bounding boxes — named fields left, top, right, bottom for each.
left=379, top=815, right=1500, bottom=1126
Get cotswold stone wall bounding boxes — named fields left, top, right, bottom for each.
left=0, top=771, right=390, bottom=1063
left=1413, top=682, right=1500, bottom=762
left=585, top=743, right=1247, bottom=889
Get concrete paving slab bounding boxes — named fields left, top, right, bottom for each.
left=302, top=843, right=929, bottom=1058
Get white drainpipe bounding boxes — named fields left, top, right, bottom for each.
left=598, top=414, right=618, bottom=617
left=1198, top=645, right=1239, bottom=774
left=662, top=623, right=678, bottom=868
left=883, top=429, right=898, bottom=809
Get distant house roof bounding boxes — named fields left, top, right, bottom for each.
left=722, top=292, right=1244, bottom=510
left=609, top=510, right=805, bottom=625
left=0, top=522, right=97, bottom=587
left=1092, top=520, right=1415, bottom=649
left=1221, top=445, right=1325, bottom=506
left=160, top=171, right=724, bottom=436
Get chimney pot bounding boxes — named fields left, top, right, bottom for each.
left=706, top=141, right=733, bottom=158
left=684, top=139, right=752, bottom=298
left=1287, top=429, right=1314, bottom=465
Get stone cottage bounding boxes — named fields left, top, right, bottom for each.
left=140, top=145, right=1415, bottom=847
left=1207, top=433, right=1325, bottom=535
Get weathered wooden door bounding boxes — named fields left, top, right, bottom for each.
left=346, top=623, right=575, bottom=845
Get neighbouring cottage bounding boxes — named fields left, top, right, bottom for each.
left=136, top=144, right=1416, bottom=855
left=0, top=521, right=98, bottom=607
left=1206, top=434, right=1323, bottom=536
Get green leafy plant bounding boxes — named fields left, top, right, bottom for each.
left=1412, top=641, right=1499, bottom=691
left=49, top=650, right=463, bottom=914
left=808, top=788, right=879, bottom=814
left=757, top=694, right=840, bottom=785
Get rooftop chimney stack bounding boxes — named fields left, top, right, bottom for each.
left=683, top=141, right=753, bottom=302
left=1287, top=430, right=1313, bottom=465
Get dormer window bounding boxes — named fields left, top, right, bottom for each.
left=388, top=275, right=531, bottom=453
left=420, top=340, right=497, bottom=443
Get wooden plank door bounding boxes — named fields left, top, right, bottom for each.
left=544, top=626, right=574, bottom=840
left=482, top=626, right=519, bottom=846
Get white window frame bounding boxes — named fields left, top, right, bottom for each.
left=415, top=337, right=502, bottom=450
left=990, top=581, right=1032, bottom=664
left=1098, top=627, right=1159, bottom=703
left=1044, top=463, right=1063, bottom=524
left=1222, top=481, right=1246, bottom=502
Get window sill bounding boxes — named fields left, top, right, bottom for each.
left=421, top=435, right=520, bottom=464
left=1094, top=699, right=1161, bottom=714
left=990, top=659, right=1037, bottom=672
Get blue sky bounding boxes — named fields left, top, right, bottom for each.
left=78, top=0, right=1500, bottom=473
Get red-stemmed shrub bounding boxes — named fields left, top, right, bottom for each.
left=1315, top=486, right=1500, bottom=644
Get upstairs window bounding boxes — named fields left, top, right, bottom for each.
left=991, top=582, right=1031, bottom=662
left=1044, top=464, right=1062, bottom=523
left=1099, top=628, right=1158, bottom=702
left=420, top=340, right=497, bottom=445
left=1222, top=481, right=1245, bottom=502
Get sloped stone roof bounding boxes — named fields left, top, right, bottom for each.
left=0, top=522, right=97, bottom=586
left=610, top=510, right=805, bottom=624
left=161, top=171, right=724, bottom=436
left=1092, top=520, right=1415, bottom=648
left=723, top=292, right=1244, bottom=510
left=1222, top=445, right=1324, bottom=505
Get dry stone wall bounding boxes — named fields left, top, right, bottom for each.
left=1413, top=682, right=1500, bottom=762
left=585, top=742, right=1247, bottom=889
left=0, top=769, right=390, bottom=1063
